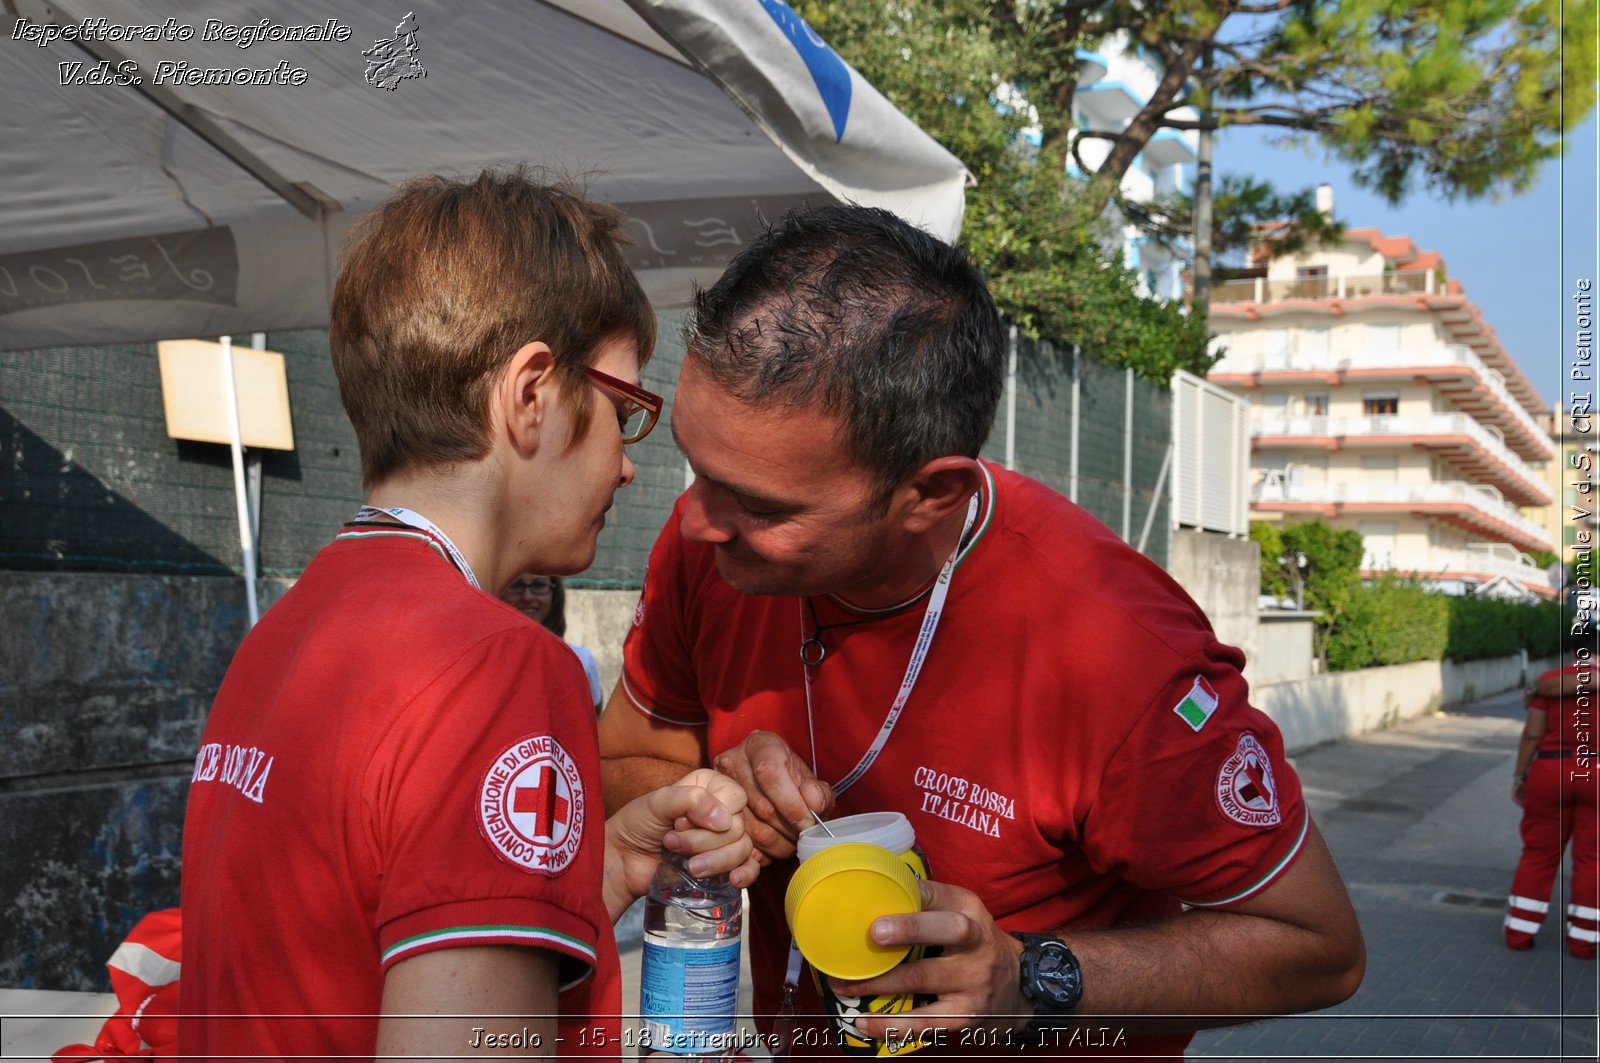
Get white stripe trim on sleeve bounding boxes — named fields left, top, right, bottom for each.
left=621, top=671, right=707, bottom=728
left=383, top=925, right=597, bottom=967
left=1180, top=810, right=1310, bottom=909
left=1504, top=915, right=1543, bottom=934
left=1568, top=903, right=1600, bottom=920
left=1510, top=894, right=1552, bottom=914
left=107, top=941, right=181, bottom=987
left=1567, top=925, right=1600, bottom=943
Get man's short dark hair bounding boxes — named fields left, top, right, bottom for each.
left=685, top=204, right=1005, bottom=503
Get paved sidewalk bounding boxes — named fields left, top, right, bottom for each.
left=1192, top=689, right=1598, bottom=1061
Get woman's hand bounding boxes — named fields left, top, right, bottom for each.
left=603, top=769, right=759, bottom=921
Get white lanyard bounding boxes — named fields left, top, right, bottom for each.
left=351, top=504, right=481, bottom=590
left=776, top=492, right=978, bottom=1053
left=800, top=491, right=979, bottom=799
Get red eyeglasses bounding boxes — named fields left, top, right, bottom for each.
left=584, top=366, right=662, bottom=444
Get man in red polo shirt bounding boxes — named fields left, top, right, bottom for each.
left=600, top=205, right=1364, bottom=1057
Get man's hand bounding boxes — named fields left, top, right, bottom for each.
left=831, top=821, right=1363, bottom=1041
left=604, top=769, right=759, bottom=921
left=828, top=879, right=1030, bottom=1043
left=712, top=730, right=835, bottom=861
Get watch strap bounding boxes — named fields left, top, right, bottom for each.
left=1012, top=932, right=1083, bottom=1020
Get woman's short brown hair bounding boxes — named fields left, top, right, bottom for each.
left=329, top=168, right=655, bottom=486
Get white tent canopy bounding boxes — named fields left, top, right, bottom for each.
left=0, top=0, right=967, bottom=350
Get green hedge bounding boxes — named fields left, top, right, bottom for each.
left=1445, top=595, right=1565, bottom=661
left=1326, top=579, right=1565, bottom=671
left=1326, top=579, right=1449, bottom=672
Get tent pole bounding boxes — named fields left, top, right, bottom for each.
left=221, top=336, right=260, bottom=627
left=1138, top=443, right=1174, bottom=554
left=1069, top=347, right=1081, bottom=503
left=1122, top=367, right=1133, bottom=540
left=1005, top=325, right=1018, bottom=471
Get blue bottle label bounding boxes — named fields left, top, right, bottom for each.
left=641, top=939, right=741, bottom=1054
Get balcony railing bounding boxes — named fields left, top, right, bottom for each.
left=1210, top=344, right=1550, bottom=458
left=1371, top=546, right=1551, bottom=590
left=1250, top=413, right=1552, bottom=504
left=1211, top=269, right=1436, bottom=305
left=1250, top=479, right=1550, bottom=547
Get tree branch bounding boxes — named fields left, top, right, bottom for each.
left=1233, top=0, right=1299, bottom=12
left=1207, top=40, right=1296, bottom=90
left=1068, top=129, right=1096, bottom=176
left=1082, top=33, right=1209, bottom=213
left=1042, top=0, right=1101, bottom=14
left=1147, top=35, right=1180, bottom=68
left=1161, top=110, right=1328, bottom=132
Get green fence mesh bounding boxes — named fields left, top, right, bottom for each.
left=1, top=319, right=1171, bottom=582
left=981, top=335, right=1171, bottom=567
left=1, top=332, right=361, bottom=577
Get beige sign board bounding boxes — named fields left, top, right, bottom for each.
left=157, top=339, right=295, bottom=451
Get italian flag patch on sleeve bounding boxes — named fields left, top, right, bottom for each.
left=1173, top=675, right=1219, bottom=731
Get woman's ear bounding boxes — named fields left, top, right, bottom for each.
left=498, top=342, right=556, bottom=455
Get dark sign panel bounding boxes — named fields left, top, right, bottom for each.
left=0, top=228, right=239, bottom=318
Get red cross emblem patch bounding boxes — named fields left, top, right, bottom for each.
left=478, top=734, right=585, bottom=875
left=1216, top=733, right=1282, bottom=828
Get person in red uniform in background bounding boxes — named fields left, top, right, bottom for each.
left=1507, top=631, right=1599, bottom=956
left=179, top=171, right=758, bottom=1060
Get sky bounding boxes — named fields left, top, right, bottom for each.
left=1213, top=112, right=1599, bottom=413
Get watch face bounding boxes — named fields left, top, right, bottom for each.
left=1024, top=938, right=1082, bottom=1011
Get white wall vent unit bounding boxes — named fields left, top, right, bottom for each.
left=1173, top=369, right=1251, bottom=536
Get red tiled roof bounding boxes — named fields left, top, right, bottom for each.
left=1408, top=251, right=1443, bottom=271
left=1345, top=227, right=1421, bottom=263
left=1249, top=225, right=1444, bottom=274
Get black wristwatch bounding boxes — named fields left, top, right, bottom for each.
left=1012, top=932, right=1083, bottom=1028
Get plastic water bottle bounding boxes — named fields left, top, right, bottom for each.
left=640, top=851, right=743, bottom=1056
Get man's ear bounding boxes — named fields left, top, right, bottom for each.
left=896, top=457, right=984, bottom=534
left=497, top=342, right=556, bottom=456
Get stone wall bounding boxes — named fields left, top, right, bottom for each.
left=0, top=571, right=289, bottom=989
left=1168, top=528, right=1261, bottom=662
left=565, top=589, right=640, bottom=701
left=1257, top=652, right=1560, bottom=754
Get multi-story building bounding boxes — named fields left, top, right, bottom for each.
left=1205, top=217, right=1558, bottom=599
left=1070, top=38, right=1197, bottom=300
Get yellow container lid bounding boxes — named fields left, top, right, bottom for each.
left=784, top=842, right=923, bottom=981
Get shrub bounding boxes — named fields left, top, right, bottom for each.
left=1252, top=518, right=1565, bottom=670
left=1250, top=522, right=1288, bottom=600
left=1445, top=595, right=1565, bottom=661
left=1325, top=578, right=1449, bottom=672
left=1251, top=519, right=1364, bottom=665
